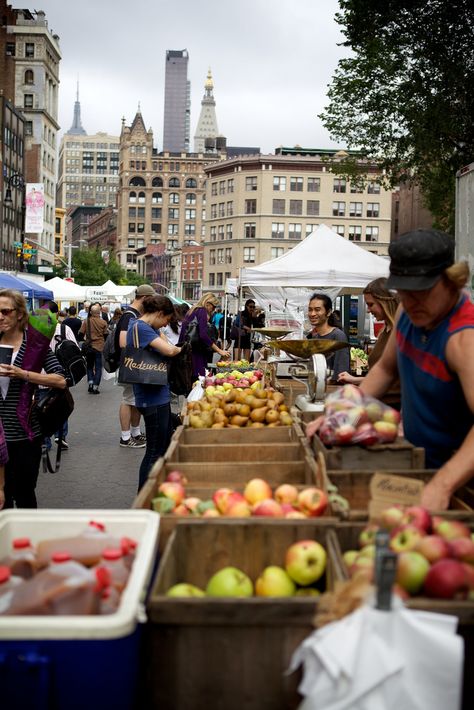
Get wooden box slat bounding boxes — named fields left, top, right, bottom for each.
left=312, top=432, right=425, bottom=471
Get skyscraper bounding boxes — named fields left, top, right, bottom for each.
left=67, top=81, right=87, bottom=136
left=194, top=68, right=219, bottom=153
left=163, top=49, right=190, bottom=153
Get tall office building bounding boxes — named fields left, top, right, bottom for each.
left=194, top=68, right=219, bottom=154
left=67, top=81, right=87, bottom=136
left=163, top=49, right=190, bottom=153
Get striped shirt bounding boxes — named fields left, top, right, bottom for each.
left=0, top=332, right=64, bottom=442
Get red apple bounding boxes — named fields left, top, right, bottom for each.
left=297, top=487, right=328, bottom=517
left=285, top=540, right=327, bottom=586
left=436, top=519, right=471, bottom=541
left=340, top=384, right=364, bottom=403
left=253, top=499, right=284, bottom=517
left=358, top=524, right=379, bottom=548
left=274, top=484, right=299, bottom=505
left=382, top=408, right=401, bottom=425
left=462, top=563, right=474, bottom=590
left=380, top=505, right=404, bottom=530
left=423, top=559, right=469, bottom=599
left=373, top=420, right=398, bottom=443
left=158, top=481, right=185, bottom=505
left=396, top=551, right=430, bottom=595
left=390, top=525, right=424, bottom=553
left=352, top=422, right=379, bottom=446
left=202, top=508, right=220, bottom=518
left=173, top=503, right=190, bottom=516
left=415, top=535, right=451, bottom=563
left=285, top=510, right=306, bottom=519
left=401, top=506, right=432, bottom=534
left=165, top=470, right=188, bottom=485
left=212, top=487, right=234, bottom=514
left=244, top=478, right=273, bottom=505
left=183, top=497, right=201, bottom=513
left=449, top=537, right=474, bottom=563
left=226, top=498, right=251, bottom=517
left=333, top=423, right=357, bottom=445
left=365, top=401, right=384, bottom=423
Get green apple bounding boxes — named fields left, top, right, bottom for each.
left=255, top=566, right=296, bottom=597
left=166, top=583, right=205, bottom=597
left=396, top=551, right=430, bottom=595
left=285, top=540, right=327, bottom=586
left=206, top=566, right=253, bottom=597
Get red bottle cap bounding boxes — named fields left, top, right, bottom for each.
left=13, top=538, right=32, bottom=550
left=89, top=521, right=106, bottom=532
left=102, top=548, right=122, bottom=561
left=94, top=566, right=111, bottom=592
left=0, top=566, right=11, bottom=584
left=120, top=537, right=137, bottom=554
left=51, top=552, right=72, bottom=563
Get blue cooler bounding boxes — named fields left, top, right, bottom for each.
left=0, top=509, right=159, bottom=710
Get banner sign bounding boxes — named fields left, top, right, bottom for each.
left=25, top=183, right=45, bottom=234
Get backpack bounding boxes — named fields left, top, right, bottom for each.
left=168, top=341, right=194, bottom=396
left=103, top=308, right=136, bottom=373
left=53, top=324, right=87, bottom=387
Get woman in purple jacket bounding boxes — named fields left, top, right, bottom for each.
left=179, top=293, right=230, bottom=378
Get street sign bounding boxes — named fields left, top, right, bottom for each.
left=13, top=241, right=22, bottom=248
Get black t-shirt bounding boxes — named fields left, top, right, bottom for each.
left=114, top=307, right=139, bottom=354
left=62, top=316, right=82, bottom=339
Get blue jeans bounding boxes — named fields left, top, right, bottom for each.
left=137, top=403, right=171, bottom=491
left=87, top=349, right=103, bottom=387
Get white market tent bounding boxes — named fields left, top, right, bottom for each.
left=238, top=224, right=389, bottom=294
left=44, top=276, right=87, bottom=302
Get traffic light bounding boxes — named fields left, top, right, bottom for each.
left=16, top=248, right=22, bottom=258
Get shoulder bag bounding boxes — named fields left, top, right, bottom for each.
left=33, top=387, right=75, bottom=473
left=183, top=317, right=201, bottom=348
left=81, top=317, right=95, bottom=358
left=118, top=322, right=168, bottom=386
left=168, top=341, right=193, bottom=396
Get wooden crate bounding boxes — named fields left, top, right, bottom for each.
left=311, top=432, right=425, bottom=471
left=144, top=519, right=336, bottom=710
left=172, top=423, right=302, bottom=446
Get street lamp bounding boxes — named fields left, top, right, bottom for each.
left=4, top=172, right=26, bottom=271
left=65, top=239, right=88, bottom=278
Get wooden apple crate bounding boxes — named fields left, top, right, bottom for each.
left=310, top=432, right=425, bottom=471
left=144, top=518, right=337, bottom=710
left=328, top=521, right=474, bottom=707
left=325, top=469, right=474, bottom=521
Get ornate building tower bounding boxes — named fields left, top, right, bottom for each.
left=67, top=81, right=87, bottom=136
left=194, top=68, right=219, bottom=154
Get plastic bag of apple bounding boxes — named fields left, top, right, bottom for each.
left=343, top=504, right=474, bottom=600
left=165, top=538, right=327, bottom=598
left=319, top=384, right=400, bottom=446
left=152, top=473, right=328, bottom=518
left=186, top=383, right=293, bottom=428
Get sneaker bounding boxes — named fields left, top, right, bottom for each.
left=88, top=384, right=94, bottom=393
left=55, top=438, right=69, bottom=450
left=120, top=437, right=145, bottom=448
left=133, top=434, right=147, bottom=444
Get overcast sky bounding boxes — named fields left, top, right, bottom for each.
left=34, top=0, right=349, bottom=153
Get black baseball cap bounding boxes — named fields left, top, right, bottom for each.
left=387, top=229, right=455, bottom=291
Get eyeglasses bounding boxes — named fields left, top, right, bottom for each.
left=0, top=308, right=16, bottom=316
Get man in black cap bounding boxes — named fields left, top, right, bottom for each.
left=360, top=228, right=474, bottom=510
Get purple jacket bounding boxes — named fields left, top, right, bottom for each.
left=179, top=307, right=214, bottom=378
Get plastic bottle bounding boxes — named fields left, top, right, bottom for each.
left=98, top=548, right=129, bottom=593
left=0, top=537, right=38, bottom=579
left=3, top=552, right=111, bottom=616
left=99, top=585, right=121, bottom=615
left=120, top=536, right=138, bottom=571
left=0, top=566, right=23, bottom=614
left=36, top=521, right=124, bottom=568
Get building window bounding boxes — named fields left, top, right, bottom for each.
left=6, top=42, right=15, bottom=56
left=152, top=192, right=162, bottom=204
left=350, top=183, right=364, bottom=194
left=210, top=249, right=216, bottom=265
left=137, top=223, right=145, bottom=233
left=217, top=273, right=223, bottom=287
left=137, top=207, right=145, bottom=218
left=290, top=177, right=303, bottom=192
left=243, top=247, right=255, bottom=263
left=186, top=178, right=197, bottom=188
left=219, top=180, right=226, bottom=195
left=24, top=121, right=33, bottom=136
left=272, top=199, right=285, bottom=215
left=289, top=223, right=302, bottom=240
left=227, top=178, right=234, bottom=193
left=24, top=94, right=33, bottom=108
left=169, top=192, right=179, bottom=204
left=209, top=273, right=215, bottom=286
left=138, top=191, right=146, bottom=203
left=185, top=208, right=196, bottom=220
left=225, top=248, right=232, bottom=263
left=332, top=225, right=345, bottom=236
left=210, top=204, right=217, bottom=218
left=366, top=202, right=380, bottom=217
left=332, top=201, right=346, bottom=217
left=168, top=208, right=179, bottom=219
left=128, top=239, right=136, bottom=248
left=226, top=201, right=233, bottom=216
left=210, top=226, right=217, bottom=241
left=273, top=176, right=286, bottom=191
left=185, top=224, right=196, bottom=236
left=25, top=43, right=34, bottom=58
left=151, top=223, right=161, bottom=234
left=128, top=207, right=136, bottom=218
left=211, top=182, right=218, bottom=196
left=349, top=202, right=363, bottom=217
left=217, top=248, right=224, bottom=264
left=168, top=224, right=179, bottom=235
left=368, top=181, right=381, bottom=194
left=244, top=222, right=256, bottom=239
left=218, top=225, right=225, bottom=240
left=271, top=247, right=284, bottom=259
left=307, top=177, right=320, bottom=192
left=169, top=177, right=180, bottom=188
left=365, top=226, right=379, bottom=242
left=128, top=223, right=136, bottom=233
left=272, top=222, right=285, bottom=239
left=306, top=200, right=319, bottom=217
left=289, top=200, right=302, bottom=216
left=186, top=193, right=196, bottom=205
left=245, top=199, right=257, bottom=214
left=246, top=176, right=257, bottom=191
left=152, top=177, right=163, bottom=187
left=24, top=69, right=34, bottom=85
left=226, top=224, right=233, bottom=240
left=333, top=178, right=346, bottom=193
left=218, top=202, right=225, bottom=217
left=151, top=208, right=162, bottom=219
left=348, top=225, right=362, bottom=241
left=306, top=224, right=319, bottom=236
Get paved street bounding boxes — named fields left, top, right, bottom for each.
left=36, top=376, right=141, bottom=510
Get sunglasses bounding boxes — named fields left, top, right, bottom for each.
left=0, top=308, right=16, bottom=316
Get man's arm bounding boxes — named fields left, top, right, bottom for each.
left=421, top=328, right=474, bottom=510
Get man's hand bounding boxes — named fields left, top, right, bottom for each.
left=305, top=416, right=323, bottom=440
left=420, top=478, right=451, bottom=511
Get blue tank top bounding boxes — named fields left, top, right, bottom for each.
left=397, top=292, right=474, bottom=468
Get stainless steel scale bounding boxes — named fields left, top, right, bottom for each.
left=265, top=338, right=350, bottom=413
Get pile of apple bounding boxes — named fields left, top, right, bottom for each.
left=187, top=386, right=293, bottom=428
left=344, top=504, right=474, bottom=600
left=319, top=384, right=400, bottom=446
left=203, top=368, right=264, bottom=391
left=216, top=359, right=253, bottom=370
left=165, top=538, right=327, bottom=598
left=152, top=473, right=328, bottom=518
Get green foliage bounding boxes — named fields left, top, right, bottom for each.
left=71, top=248, right=148, bottom=287
left=320, top=0, right=474, bottom=228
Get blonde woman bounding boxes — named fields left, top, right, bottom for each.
left=178, top=293, right=230, bottom=378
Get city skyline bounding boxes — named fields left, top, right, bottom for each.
left=32, top=0, right=349, bottom=152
